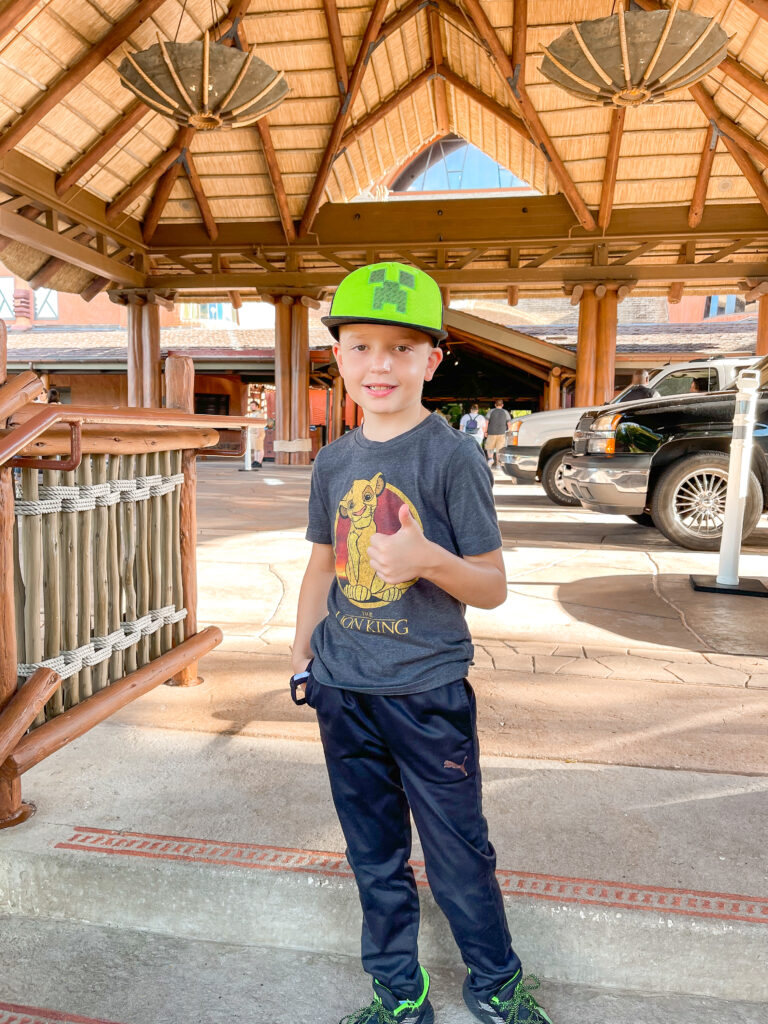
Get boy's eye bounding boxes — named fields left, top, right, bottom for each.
left=395, top=345, right=412, bottom=352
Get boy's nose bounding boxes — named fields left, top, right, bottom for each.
left=371, top=353, right=392, bottom=372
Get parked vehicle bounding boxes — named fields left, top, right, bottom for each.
left=560, top=356, right=768, bottom=550
left=500, top=357, right=757, bottom=506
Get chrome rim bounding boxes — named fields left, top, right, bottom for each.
left=553, top=460, right=569, bottom=497
left=673, top=467, right=728, bottom=536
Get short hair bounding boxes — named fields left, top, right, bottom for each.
left=469, top=403, right=479, bottom=411
left=494, top=399, right=504, bottom=406
left=691, top=377, right=709, bottom=392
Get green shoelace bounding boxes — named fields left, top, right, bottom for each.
left=492, top=974, right=552, bottom=1024
left=339, top=996, right=399, bottom=1024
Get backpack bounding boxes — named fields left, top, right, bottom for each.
left=466, top=415, right=479, bottom=432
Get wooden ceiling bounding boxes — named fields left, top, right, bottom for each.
left=3, top=0, right=768, bottom=299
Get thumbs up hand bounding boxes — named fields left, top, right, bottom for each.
left=368, top=504, right=431, bottom=584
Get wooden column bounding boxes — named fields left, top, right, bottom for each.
left=330, top=375, right=344, bottom=442
left=164, top=354, right=202, bottom=686
left=595, top=291, right=619, bottom=407
left=0, top=465, right=15, bottom=714
left=274, top=297, right=292, bottom=465
left=127, top=299, right=145, bottom=407
left=142, top=302, right=162, bottom=408
left=758, top=295, right=768, bottom=356
left=547, top=368, right=562, bottom=411
left=575, top=289, right=598, bottom=408
left=290, top=300, right=310, bottom=466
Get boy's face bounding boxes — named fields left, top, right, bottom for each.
left=333, top=323, right=443, bottom=416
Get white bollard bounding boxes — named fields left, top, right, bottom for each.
left=716, top=368, right=761, bottom=587
left=243, top=427, right=252, bottom=472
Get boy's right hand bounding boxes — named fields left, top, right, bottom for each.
left=290, top=657, right=312, bottom=702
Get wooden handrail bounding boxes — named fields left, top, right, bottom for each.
left=0, top=371, right=47, bottom=423
left=6, top=627, right=222, bottom=775
left=0, top=667, right=61, bottom=766
left=0, top=404, right=263, bottom=468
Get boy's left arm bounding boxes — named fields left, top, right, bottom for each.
left=368, top=504, right=506, bottom=609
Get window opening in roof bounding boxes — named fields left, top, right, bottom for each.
left=34, top=288, right=58, bottom=320
left=390, top=134, right=538, bottom=196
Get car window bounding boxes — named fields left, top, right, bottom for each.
left=653, top=368, right=717, bottom=396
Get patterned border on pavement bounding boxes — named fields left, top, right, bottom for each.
left=0, top=1003, right=121, bottom=1024
left=55, top=827, right=768, bottom=926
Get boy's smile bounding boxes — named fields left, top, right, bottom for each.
left=334, top=323, right=443, bottom=440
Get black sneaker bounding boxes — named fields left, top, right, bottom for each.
left=463, top=969, right=552, bottom=1023
left=340, top=967, right=434, bottom=1024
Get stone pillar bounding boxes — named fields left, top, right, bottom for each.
left=758, top=294, right=768, bottom=356
left=595, top=290, right=618, bottom=406
left=290, top=300, right=310, bottom=466
left=274, top=296, right=293, bottom=466
left=575, top=289, right=598, bottom=408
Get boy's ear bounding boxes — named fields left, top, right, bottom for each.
left=424, top=344, right=443, bottom=381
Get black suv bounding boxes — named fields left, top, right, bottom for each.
left=561, top=356, right=768, bottom=550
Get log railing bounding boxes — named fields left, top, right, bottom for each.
left=0, top=352, right=262, bottom=827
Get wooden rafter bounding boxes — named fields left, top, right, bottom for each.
left=525, top=243, right=571, bottom=268
left=700, top=238, right=750, bottom=264
left=322, top=0, right=348, bottom=99
left=28, top=231, right=91, bottom=288
left=598, top=107, right=625, bottom=232
left=668, top=241, right=694, bottom=304
left=182, top=151, right=218, bottom=242
left=142, top=159, right=185, bottom=244
left=106, top=128, right=194, bottom=224
left=340, top=68, right=434, bottom=149
left=611, top=240, right=659, bottom=265
left=299, top=0, right=391, bottom=237
left=80, top=276, right=111, bottom=302
left=688, top=123, right=719, bottom=229
left=690, top=84, right=768, bottom=169
left=0, top=203, right=39, bottom=253
left=56, top=102, right=147, bottom=197
left=460, top=0, right=596, bottom=231
left=740, top=1, right=768, bottom=23
left=255, top=118, right=296, bottom=244
left=0, top=0, right=169, bottom=160
left=0, top=0, right=39, bottom=40
left=378, top=0, right=473, bottom=46
left=722, top=136, right=768, bottom=216
left=428, top=7, right=449, bottom=134
left=438, top=66, right=528, bottom=140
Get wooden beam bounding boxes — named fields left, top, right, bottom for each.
left=182, top=150, right=218, bottom=242
left=598, top=107, right=625, bottom=232
left=299, top=0, right=395, bottom=236
left=56, top=101, right=147, bottom=197
left=322, top=0, right=348, bottom=98
left=758, top=294, right=768, bottom=356
left=668, top=241, right=694, bottom=304
left=438, top=65, right=528, bottom=141
left=80, top=276, right=111, bottom=302
left=0, top=205, right=144, bottom=285
left=106, top=128, right=194, bottom=224
left=254, top=118, right=296, bottom=244
left=740, top=1, right=768, bottom=24
left=142, top=159, right=185, bottom=244
left=688, top=123, right=718, bottom=229
left=0, top=0, right=39, bottom=40
left=28, top=231, right=92, bottom=288
left=340, top=68, right=434, bottom=149
left=0, top=0, right=170, bottom=160
left=611, top=240, right=659, bottom=265
left=460, top=0, right=595, bottom=231
left=525, top=242, right=571, bottom=268
left=0, top=203, right=39, bottom=253
left=428, top=7, right=449, bottom=134
left=722, top=136, right=768, bottom=216
left=700, top=238, right=751, bottom=264
left=690, top=84, right=768, bottom=169
left=721, top=55, right=768, bottom=110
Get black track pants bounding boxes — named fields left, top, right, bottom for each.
left=305, top=673, right=521, bottom=1001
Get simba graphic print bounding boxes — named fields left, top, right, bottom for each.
left=334, top=472, right=419, bottom=609
left=305, top=414, right=502, bottom=694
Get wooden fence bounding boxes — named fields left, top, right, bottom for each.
left=0, top=341, right=259, bottom=828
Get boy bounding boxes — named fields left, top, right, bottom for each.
left=291, top=263, right=552, bottom=1024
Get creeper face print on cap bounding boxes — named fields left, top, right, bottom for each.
left=369, top=266, right=416, bottom=315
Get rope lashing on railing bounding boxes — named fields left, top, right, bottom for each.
left=13, top=473, right=185, bottom=516
left=17, top=605, right=188, bottom=682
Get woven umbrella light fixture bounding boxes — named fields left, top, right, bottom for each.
left=540, top=2, right=728, bottom=107
left=117, top=31, right=289, bottom=130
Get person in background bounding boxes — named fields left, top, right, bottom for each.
left=459, top=403, right=486, bottom=446
left=690, top=377, right=709, bottom=394
left=47, top=387, right=60, bottom=403
left=484, top=399, right=512, bottom=468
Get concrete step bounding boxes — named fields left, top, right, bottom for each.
left=2, top=916, right=765, bottom=1024
left=1, top=723, right=766, bottom=1004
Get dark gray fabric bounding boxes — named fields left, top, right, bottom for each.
left=305, top=413, right=501, bottom=694
left=486, top=407, right=512, bottom=435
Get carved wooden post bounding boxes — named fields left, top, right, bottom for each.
left=575, top=289, right=598, bottom=408
left=0, top=438, right=23, bottom=823
left=758, top=295, right=768, bottom=357
left=548, top=367, right=562, bottom=411
left=290, top=300, right=310, bottom=465
left=127, top=297, right=145, bottom=407
left=274, top=296, right=292, bottom=465
left=595, top=290, right=619, bottom=406
left=164, top=355, right=202, bottom=686
left=142, top=302, right=162, bottom=408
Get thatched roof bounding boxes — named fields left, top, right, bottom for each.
left=2, top=1, right=768, bottom=298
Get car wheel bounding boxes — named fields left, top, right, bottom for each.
left=541, top=449, right=581, bottom=507
left=650, top=450, right=762, bottom=551
left=627, top=513, right=656, bottom=528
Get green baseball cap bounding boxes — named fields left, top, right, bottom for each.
left=322, top=261, right=447, bottom=343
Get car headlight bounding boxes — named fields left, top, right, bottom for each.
left=507, top=420, right=522, bottom=446
left=586, top=412, right=623, bottom=455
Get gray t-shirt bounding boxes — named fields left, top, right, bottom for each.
left=487, top=407, right=512, bottom=435
left=305, top=413, right=502, bottom=694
